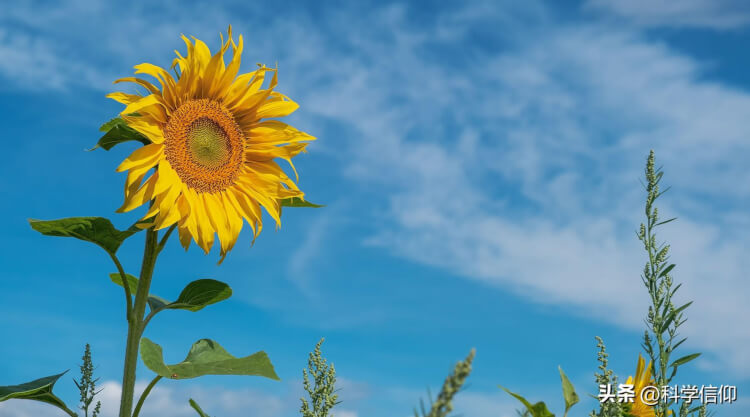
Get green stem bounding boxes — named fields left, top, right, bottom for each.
left=118, top=229, right=159, bottom=417
left=110, top=253, right=133, bottom=321
left=132, top=376, right=162, bottom=417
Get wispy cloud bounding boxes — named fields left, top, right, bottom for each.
left=1, top=0, right=747, bottom=391
left=584, top=0, right=750, bottom=29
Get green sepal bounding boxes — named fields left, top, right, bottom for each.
left=140, top=338, right=280, bottom=380
left=280, top=197, right=324, bottom=208
left=558, top=366, right=579, bottom=416
left=89, top=117, right=149, bottom=151
left=499, top=385, right=555, bottom=417
left=189, top=398, right=211, bottom=417
left=0, top=371, right=77, bottom=415
left=29, top=217, right=139, bottom=255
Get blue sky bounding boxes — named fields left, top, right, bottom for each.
left=1, top=1, right=749, bottom=416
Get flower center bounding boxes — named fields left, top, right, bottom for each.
left=164, top=99, right=245, bottom=193
left=187, top=118, right=231, bottom=169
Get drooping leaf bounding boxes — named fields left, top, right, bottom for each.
left=558, top=366, right=579, bottom=416
left=167, top=279, right=232, bottom=312
left=30, top=217, right=138, bottom=255
left=90, top=117, right=149, bottom=151
left=0, top=372, right=76, bottom=415
left=280, top=197, right=324, bottom=208
left=109, top=273, right=170, bottom=311
left=189, top=398, right=211, bottom=417
left=499, top=385, right=555, bottom=417
left=140, top=338, right=280, bottom=380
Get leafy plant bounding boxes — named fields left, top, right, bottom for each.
left=638, top=151, right=704, bottom=417
left=74, top=344, right=102, bottom=417
left=414, top=349, right=475, bottom=417
left=301, top=338, right=341, bottom=417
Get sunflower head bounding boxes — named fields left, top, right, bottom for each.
left=108, top=26, right=315, bottom=262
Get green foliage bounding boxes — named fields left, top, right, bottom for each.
left=90, top=117, right=150, bottom=151
left=498, top=360, right=580, bottom=417
left=415, top=349, right=475, bottom=417
left=301, top=338, right=340, bottom=417
left=638, top=151, right=701, bottom=417
left=0, top=372, right=77, bottom=417
left=29, top=217, right=139, bottom=255
left=499, top=386, right=555, bottom=417
left=139, top=338, right=280, bottom=380
left=111, top=275, right=232, bottom=312
left=74, top=344, right=102, bottom=417
left=499, top=366, right=579, bottom=417
left=588, top=337, right=627, bottom=417
left=558, top=366, right=579, bottom=417
left=168, top=279, right=233, bottom=312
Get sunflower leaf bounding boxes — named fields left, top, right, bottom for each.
left=166, top=279, right=232, bottom=312
left=140, top=338, right=280, bottom=380
left=499, top=385, right=555, bottom=417
left=29, top=217, right=138, bottom=255
left=109, top=273, right=170, bottom=311
left=0, top=371, right=77, bottom=416
left=189, top=398, right=211, bottom=417
left=89, top=117, right=149, bottom=151
left=280, top=197, right=324, bottom=208
left=558, top=366, right=579, bottom=416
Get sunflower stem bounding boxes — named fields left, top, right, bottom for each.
left=119, top=228, right=159, bottom=417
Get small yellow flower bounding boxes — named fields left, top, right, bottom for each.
left=109, top=26, right=314, bottom=261
left=626, top=354, right=656, bottom=417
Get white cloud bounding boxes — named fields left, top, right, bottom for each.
left=584, top=0, right=750, bottom=29
left=265, top=6, right=750, bottom=376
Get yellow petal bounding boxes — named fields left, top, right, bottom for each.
left=255, top=94, right=299, bottom=119
left=229, top=188, right=262, bottom=238
left=122, top=116, right=165, bottom=144
left=122, top=94, right=169, bottom=125
left=246, top=121, right=316, bottom=145
left=117, top=172, right=158, bottom=213
left=107, top=92, right=143, bottom=105
left=116, top=144, right=163, bottom=172
left=113, top=77, right=161, bottom=95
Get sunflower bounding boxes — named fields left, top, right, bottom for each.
left=108, top=26, right=314, bottom=261
left=625, top=354, right=657, bottom=417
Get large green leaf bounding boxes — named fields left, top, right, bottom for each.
left=109, top=273, right=170, bottom=311
left=499, top=385, right=555, bottom=417
left=90, top=117, right=150, bottom=151
left=189, top=398, right=211, bottom=417
left=140, top=338, right=280, bottom=380
left=280, top=197, right=324, bottom=208
left=558, top=366, right=579, bottom=416
left=30, top=217, right=138, bottom=255
left=0, top=372, right=76, bottom=415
